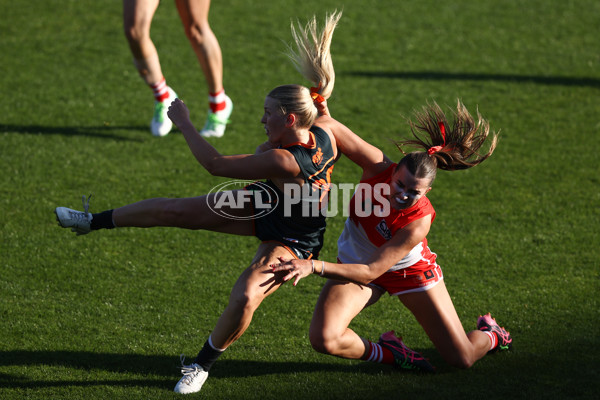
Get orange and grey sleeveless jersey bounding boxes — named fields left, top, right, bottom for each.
left=251, top=125, right=335, bottom=257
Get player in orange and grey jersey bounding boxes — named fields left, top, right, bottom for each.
left=249, top=124, right=335, bottom=259
left=55, top=12, right=380, bottom=394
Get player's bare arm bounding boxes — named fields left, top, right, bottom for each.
left=273, top=216, right=432, bottom=286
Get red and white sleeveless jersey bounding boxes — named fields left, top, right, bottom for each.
left=337, top=164, right=437, bottom=271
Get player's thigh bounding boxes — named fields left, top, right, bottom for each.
left=230, top=242, right=299, bottom=302
left=174, top=0, right=210, bottom=27
left=311, top=280, right=383, bottom=338
left=399, top=281, right=471, bottom=357
left=123, top=0, right=160, bottom=31
left=169, top=191, right=254, bottom=234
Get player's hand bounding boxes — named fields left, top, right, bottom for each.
left=167, top=98, right=191, bottom=128
left=255, top=141, right=276, bottom=154
left=315, top=99, right=331, bottom=117
left=270, top=257, right=313, bottom=286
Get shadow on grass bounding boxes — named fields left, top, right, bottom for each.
left=343, top=70, right=600, bottom=88
left=0, top=350, right=389, bottom=389
left=1, top=349, right=595, bottom=399
left=0, top=124, right=149, bottom=141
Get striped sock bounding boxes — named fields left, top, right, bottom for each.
left=483, top=330, right=498, bottom=351
left=150, top=77, right=170, bottom=102
left=361, top=340, right=395, bottom=365
left=208, top=89, right=227, bottom=113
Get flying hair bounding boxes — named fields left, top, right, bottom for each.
left=286, top=10, right=342, bottom=101
left=396, top=100, right=499, bottom=173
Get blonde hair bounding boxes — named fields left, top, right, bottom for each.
left=287, top=10, right=341, bottom=100
left=396, top=100, right=499, bottom=183
left=268, top=11, right=342, bottom=128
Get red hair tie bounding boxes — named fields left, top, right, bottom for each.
left=310, top=84, right=325, bottom=104
left=428, top=122, right=447, bottom=155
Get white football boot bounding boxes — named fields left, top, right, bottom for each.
left=199, top=95, right=233, bottom=138
left=174, top=357, right=209, bottom=394
left=151, top=88, right=178, bottom=137
left=55, top=195, right=92, bottom=235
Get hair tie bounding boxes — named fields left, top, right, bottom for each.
left=427, top=121, right=447, bottom=155
left=427, top=145, right=443, bottom=155
left=310, top=84, right=325, bottom=104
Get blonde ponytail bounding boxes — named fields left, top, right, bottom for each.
left=287, top=10, right=342, bottom=101
left=268, top=11, right=342, bottom=128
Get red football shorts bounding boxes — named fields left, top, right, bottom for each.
left=369, top=261, right=444, bottom=296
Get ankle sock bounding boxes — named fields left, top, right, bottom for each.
left=150, top=77, right=170, bottom=102
left=90, top=210, right=115, bottom=230
left=208, top=89, right=227, bottom=113
left=361, top=340, right=395, bottom=365
left=482, top=330, right=498, bottom=350
left=195, top=335, right=225, bottom=371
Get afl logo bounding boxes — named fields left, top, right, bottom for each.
left=376, top=219, right=392, bottom=240
left=312, top=147, right=324, bottom=166
left=207, top=180, right=278, bottom=220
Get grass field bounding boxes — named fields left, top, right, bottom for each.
left=1, top=0, right=599, bottom=399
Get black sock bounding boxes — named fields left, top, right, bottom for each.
left=194, top=339, right=224, bottom=371
left=90, top=210, right=115, bottom=230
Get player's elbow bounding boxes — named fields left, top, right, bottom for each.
left=361, top=266, right=382, bottom=285
left=202, top=158, right=223, bottom=176
left=357, top=276, right=375, bottom=286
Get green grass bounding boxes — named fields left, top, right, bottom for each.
left=1, top=0, right=599, bottom=399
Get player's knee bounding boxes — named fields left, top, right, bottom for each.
left=228, top=287, right=263, bottom=315
left=227, top=292, right=252, bottom=313
left=158, top=198, right=210, bottom=229
left=309, top=329, right=339, bottom=355
left=157, top=198, right=186, bottom=224
left=184, top=22, right=209, bottom=44
left=308, top=330, right=326, bottom=353
left=124, top=24, right=147, bottom=44
left=446, top=353, right=475, bottom=369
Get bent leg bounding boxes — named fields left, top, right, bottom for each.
left=111, top=191, right=253, bottom=235
left=123, top=0, right=163, bottom=84
left=399, top=281, right=490, bottom=369
left=174, top=0, right=222, bottom=92
left=209, top=242, right=298, bottom=349
left=309, top=280, right=383, bottom=359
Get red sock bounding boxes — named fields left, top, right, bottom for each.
left=150, top=77, right=169, bottom=102
left=482, top=330, right=498, bottom=350
left=209, top=89, right=227, bottom=113
left=361, top=341, right=395, bottom=365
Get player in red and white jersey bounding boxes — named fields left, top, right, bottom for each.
left=273, top=100, right=512, bottom=372
left=339, top=164, right=437, bottom=272
left=337, top=163, right=442, bottom=297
